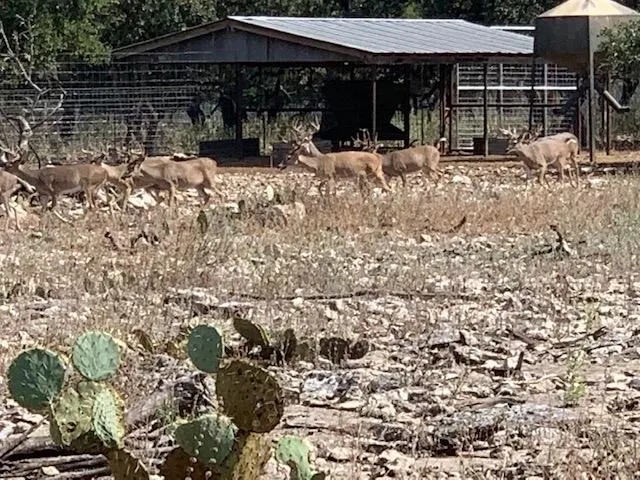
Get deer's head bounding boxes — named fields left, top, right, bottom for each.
left=279, top=115, right=322, bottom=168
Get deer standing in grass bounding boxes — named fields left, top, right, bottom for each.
left=0, top=116, right=108, bottom=211
left=353, top=130, right=448, bottom=187
left=283, top=118, right=392, bottom=196
left=500, top=127, right=580, bottom=184
left=506, top=135, right=579, bottom=188
left=131, top=155, right=223, bottom=208
left=0, top=158, right=35, bottom=231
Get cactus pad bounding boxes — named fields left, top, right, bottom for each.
left=159, top=447, right=214, bottom=480
left=92, top=387, right=125, bottom=449
left=233, top=317, right=270, bottom=348
left=220, top=432, right=272, bottom=480
left=276, top=435, right=322, bottom=480
left=107, top=449, right=150, bottom=480
left=50, top=381, right=104, bottom=453
left=187, top=325, right=224, bottom=373
left=72, top=331, right=121, bottom=381
left=174, top=413, right=237, bottom=466
left=7, top=348, right=66, bottom=411
left=216, top=359, right=284, bottom=433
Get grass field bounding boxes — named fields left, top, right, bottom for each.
left=2, top=158, right=640, bottom=478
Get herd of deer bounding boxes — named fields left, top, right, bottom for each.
left=280, top=117, right=581, bottom=192
left=0, top=114, right=582, bottom=231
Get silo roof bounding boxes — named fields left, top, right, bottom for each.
left=539, top=0, right=640, bottom=17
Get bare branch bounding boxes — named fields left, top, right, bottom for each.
left=0, top=19, right=42, bottom=94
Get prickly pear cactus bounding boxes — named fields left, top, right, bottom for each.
left=174, top=413, right=237, bottom=466
left=220, top=432, right=272, bottom=480
left=275, top=435, right=326, bottom=480
left=107, top=449, right=150, bottom=480
left=187, top=325, right=224, bottom=373
left=92, top=387, right=125, bottom=449
left=216, top=359, right=284, bottom=433
left=233, top=317, right=270, bottom=348
left=159, top=447, right=214, bottom=480
left=72, top=331, right=122, bottom=381
left=7, top=348, right=66, bottom=411
left=49, top=381, right=105, bottom=453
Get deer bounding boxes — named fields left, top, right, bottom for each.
left=352, top=129, right=448, bottom=188
left=506, top=136, right=579, bottom=188
left=131, top=154, right=223, bottom=208
left=500, top=127, right=580, bottom=183
left=282, top=118, right=392, bottom=197
left=83, top=147, right=150, bottom=209
left=0, top=155, right=36, bottom=231
left=0, top=116, right=109, bottom=211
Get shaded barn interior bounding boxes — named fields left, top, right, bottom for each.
left=113, top=16, right=535, bottom=161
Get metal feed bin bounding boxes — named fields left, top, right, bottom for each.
left=534, top=0, right=640, bottom=163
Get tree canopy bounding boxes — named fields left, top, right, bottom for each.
left=0, top=0, right=639, bottom=82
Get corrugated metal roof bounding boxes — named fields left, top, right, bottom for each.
left=539, top=0, right=640, bottom=17
left=229, top=16, right=533, bottom=55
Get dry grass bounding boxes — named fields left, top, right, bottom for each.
left=2, top=162, right=640, bottom=477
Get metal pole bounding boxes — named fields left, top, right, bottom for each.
left=498, top=63, right=504, bottom=130
left=234, top=64, right=244, bottom=160
left=529, top=56, right=536, bottom=132
left=448, top=64, right=455, bottom=152
left=439, top=64, right=446, bottom=140
left=483, top=62, right=489, bottom=158
left=605, top=72, right=611, bottom=155
left=588, top=48, right=596, bottom=164
left=371, top=65, right=377, bottom=139
left=403, top=65, right=411, bottom=148
left=542, top=63, right=548, bottom=136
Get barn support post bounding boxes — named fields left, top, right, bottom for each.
left=575, top=76, right=583, bottom=148
left=482, top=61, right=489, bottom=158
left=403, top=65, right=411, bottom=148
left=528, top=56, right=536, bottom=132
left=371, top=65, right=378, bottom=139
left=448, top=64, right=455, bottom=153
left=542, top=63, right=548, bottom=136
left=439, top=64, right=446, bottom=141
left=587, top=48, right=596, bottom=164
left=605, top=72, right=611, bottom=155
left=234, top=64, right=244, bottom=159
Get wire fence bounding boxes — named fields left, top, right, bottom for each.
left=1, top=42, right=638, bottom=159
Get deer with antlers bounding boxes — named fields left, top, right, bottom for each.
left=0, top=116, right=110, bottom=211
left=353, top=130, right=448, bottom=187
left=281, top=117, right=392, bottom=196
left=500, top=127, right=580, bottom=185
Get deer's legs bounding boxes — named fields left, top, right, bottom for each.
left=197, top=186, right=211, bottom=205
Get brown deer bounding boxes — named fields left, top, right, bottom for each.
left=0, top=117, right=108, bottom=211
left=353, top=130, right=448, bottom=187
left=506, top=136, right=579, bottom=188
left=500, top=127, right=580, bottom=183
left=282, top=118, right=392, bottom=196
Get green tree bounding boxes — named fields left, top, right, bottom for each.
left=0, top=0, right=116, bottom=67
left=599, top=19, right=640, bottom=79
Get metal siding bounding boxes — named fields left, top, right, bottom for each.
left=534, top=13, right=639, bottom=73
left=229, top=17, right=533, bottom=55
left=117, top=28, right=357, bottom=63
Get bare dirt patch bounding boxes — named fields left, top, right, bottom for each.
left=2, top=162, right=640, bottom=478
